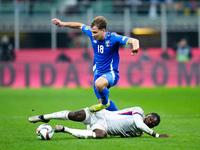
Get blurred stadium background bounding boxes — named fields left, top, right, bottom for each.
left=0, top=0, right=200, bottom=88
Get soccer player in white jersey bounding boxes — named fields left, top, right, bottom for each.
left=29, top=107, right=170, bottom=139
left=52, top=16, right=140, bottom=112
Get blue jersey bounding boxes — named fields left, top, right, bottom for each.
left=82, top=25, right=129, bottom=74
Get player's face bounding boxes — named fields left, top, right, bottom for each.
left=91, top=26, right=106, bottom=41
left=144, top=114, right=158, bottom=128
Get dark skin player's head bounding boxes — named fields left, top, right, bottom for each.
left=144, top=113, right=160, bottom=128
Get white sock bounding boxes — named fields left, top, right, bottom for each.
left=64, top=127, right=96, bottom=139
left=44, top=111, right=70, bottom=120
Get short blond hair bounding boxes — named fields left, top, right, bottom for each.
left=91, top=16, right=107, bottom=30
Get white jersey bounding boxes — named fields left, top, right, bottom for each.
left=83, top=107, right=154, bottom=137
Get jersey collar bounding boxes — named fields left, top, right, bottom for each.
left=105, top=31, right=110, bottom=39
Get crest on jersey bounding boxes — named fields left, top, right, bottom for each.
left=105, top=40, right=110, bottom=47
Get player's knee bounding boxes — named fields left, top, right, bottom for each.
left=93, top=129, right=107, bottom=139
left=68, top=110, right=86, bottom=121
left=95, top=81, right=104, bottom=91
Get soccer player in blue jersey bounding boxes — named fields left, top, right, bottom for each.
left=52, top=16, right=140, bottom=112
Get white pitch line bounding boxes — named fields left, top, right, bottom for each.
left=0, top=116, right=29, bottom=119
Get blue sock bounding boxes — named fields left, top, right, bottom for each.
left=98, top=87, right=109, bottom=105
left=106, top=100, right=118, bottom=111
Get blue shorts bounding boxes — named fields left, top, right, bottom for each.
left=93, top=71, right=119, bottom=99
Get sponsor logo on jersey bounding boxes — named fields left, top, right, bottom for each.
left=93, top=40, right=97, bottom=43
left=105, top=40, right=110, bottom=47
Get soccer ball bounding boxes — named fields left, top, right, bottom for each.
left=36, top=124, right=54, bottom=140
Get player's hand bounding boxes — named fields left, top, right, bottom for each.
left=159, top=134, right=171, bottom=138
left=131, top=39, right=139, bottom=56
left=131, top=49, right=139, bottom=56
left=52, top=18, right=63, bottom=27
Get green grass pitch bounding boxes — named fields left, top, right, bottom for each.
left=0, top=87, right=200, bottom=150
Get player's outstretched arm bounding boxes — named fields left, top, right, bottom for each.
left=133, top=115, right=170, bottom=138
left=127, top=38, right=140, bottom=56
left=51, top=18, right=84, bottom=30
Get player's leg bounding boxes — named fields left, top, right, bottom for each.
left=93, top=75, right=101, bottom=104
left=54, top=125, right=107, bottom=139
left=89, top=74, right=109, bottom=112
left=89, top=77, right=110, bottom=112
left=29, top=109, right=86, bottom=123
left=104, top=71, right=119, bottom=111
left=55, top=108, right=107, bottom=139
left=93, top=129, right=107, bottom=139
left=96, top=98, right=118, bottom=111
left=95, top=76, right=109, bottom=104
left=106, top=99, right=118, bottom=111
left=89, top=71, right=119, bottom=112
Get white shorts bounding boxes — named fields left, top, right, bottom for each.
left=82, top=108, right=108, bottom=132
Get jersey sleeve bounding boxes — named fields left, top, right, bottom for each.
left=133, top=114, right=153, bottom=136
left=111, top=32, right=129, bottom=45
left=82, top=25, right=92, bottom=38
